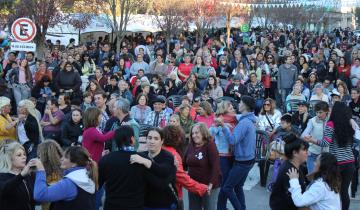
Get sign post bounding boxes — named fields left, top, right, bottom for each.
left=10, top=18, right=37, bottom=52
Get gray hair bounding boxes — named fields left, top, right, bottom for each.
left=115, top=98, right=130, bottom=114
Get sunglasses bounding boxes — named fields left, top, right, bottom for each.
left=267, top=57, right=273, bottom=59
left=263, top=103, right=271, bottom=106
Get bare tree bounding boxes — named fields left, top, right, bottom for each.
left=186, top=0, right=218, bottom=47
left=102, top=0, right=145, bottom=52
left=152, top=0, right=187, bottom=52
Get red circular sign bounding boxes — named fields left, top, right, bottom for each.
left=11, top=18, right=37, bottom=42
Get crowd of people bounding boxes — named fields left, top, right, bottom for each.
left=0, top=26, right=359, bottom=210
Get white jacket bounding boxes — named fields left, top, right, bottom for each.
left=257, top=109, right=282, bottom=131
left=289, top=178, right=341, bottom=210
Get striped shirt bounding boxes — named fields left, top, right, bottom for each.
left=317, top=121, right=354, bottom=165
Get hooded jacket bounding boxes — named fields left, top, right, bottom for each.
left=223, top=112, right=257, bottom=161
left=34, top=167, right=95, bottom=203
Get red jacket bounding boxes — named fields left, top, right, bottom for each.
left=162, top=146, right=207, bottom=200
left=82, top=127, right=115, bottom=162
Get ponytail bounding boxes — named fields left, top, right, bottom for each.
left=87, top=158, right=99, bottom=190
left=64, top=146, right=99, bottom=190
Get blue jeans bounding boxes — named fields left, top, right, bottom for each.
left=306, top=152, right=319, bottom=173
left=217, top=156, right=237, bottom=210
left=221, top=161, right=254, bottom=210
left=95, top=186, right=104, bottom=210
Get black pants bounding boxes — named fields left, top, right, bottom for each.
left=352, top=149, right=359, bottom=197
left=339, top=163, right=355, bottom=210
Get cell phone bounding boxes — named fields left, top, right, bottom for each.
left=29, top=166, right=36, bottom=172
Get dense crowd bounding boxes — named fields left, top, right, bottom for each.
left=0, top=27, right=359, bottom=210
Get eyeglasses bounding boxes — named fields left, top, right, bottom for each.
left=267, top=57, right=273, bottom=59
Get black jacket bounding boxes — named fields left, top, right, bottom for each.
left=141, top=150, right=177, bottom=209
left=61, top=119, right=84, bottom=146
left=54, top=70, right=82, bottom=93
left=0, top=173, right=36, bottom=210
left=24, top=114, right=40, bottom=145
left=225, top=83, right=248, bottom=102
left=269, top=160, right=307, bottom=210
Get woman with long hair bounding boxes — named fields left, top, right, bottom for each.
left=305, top=102, right=355, bottom=210
left=61, top=108, right=84, bottom=146
left=298, top=55, right=309, bottom=78
left=336, top=81, right=351, bottom=103
left=17, top=99, right=44, bottom=160
left=205, top=75, right=223, bottom=101
left=257, top=98, right=282, bottom=134
left=178, top=78, right=201, bottom=103
left=326, top=60, right=338, bottom=84
left=8, top=59, right=33, bottom=106
left=287, top=152, right=341, bottom=210
left=36, top=140, right=64, bottom=210
left=32, top=146, right=97, bottom=210
left=162, top=125, right=207, bottom=209
left=216, top=55, right=232, bottom=88
left=307, top=72, right=318, bottom=92
left=80, top=53, right=96, bottom=76
left=86, top=79, right=103, bottom=98
left=82, top=107, right=115, bottom=162
left=0, top=141, right=36, bottom=210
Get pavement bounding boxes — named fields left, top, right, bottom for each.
left=182, top=163, right=360, bottom=210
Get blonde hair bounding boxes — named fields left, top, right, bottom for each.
left=18, top=99, right=44, bottom=142
left=37, top=140, right=63, bottom=178
left=0, top=142, right=25, bottom=173
left=216, top=100, right=233, bottom=116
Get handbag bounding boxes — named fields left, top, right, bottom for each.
left=168, top=183, right=182, bottom=210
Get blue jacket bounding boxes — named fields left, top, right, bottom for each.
left=223, top=112, right=257, bottom=161
left=34, top=167, right=95, bottom=202
left=209, top=126, right=231, bottom=154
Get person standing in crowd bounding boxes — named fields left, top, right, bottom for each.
left=277, top=56, right=298, bottom=108
left=247, top=72, right=265, bottom=114
left=93, top=91, right=110, bottom=131
left=105, top=98, right=140, bottom=150
left=162, top=125, right=208, bottom=209
left=184, top=122, right=221, bottom=210
left=32, top=146, right=97, bottom=210
left=40, top=99, right=64, bottom=144
left=8, top=59, right=33, bottom=106
left=36, top=140, right=64, bottom=210
left=0, top=141, right=36, bottom=210
left=0, top=96, right=17, bottom=141
left=301, top=101, right=329, bottom=173
left=195, top=101, right=215, bottom=128
left=99, top=126, right=150, bottom=210
left=82, top=107, right=115, bottom=163
left=304, top=102, right=355, bottom=210
left=287, top=152, right=341, bottom=210
left=269, top=133, right=309, bottom=210
left=221, top=96, right=257, bottom=210
left=130, top=127, right=177, bottom=210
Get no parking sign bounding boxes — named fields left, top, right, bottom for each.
left=10, top=18, right=37, bottom=51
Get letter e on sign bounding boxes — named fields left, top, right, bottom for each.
left=11, top=18, right=37, bottom=43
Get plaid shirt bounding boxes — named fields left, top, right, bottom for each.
left=144, top=110, right=170, bottom=128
